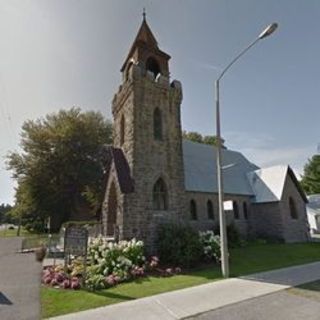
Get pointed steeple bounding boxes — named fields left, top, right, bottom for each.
left=120, top=13, right=170, bottom=76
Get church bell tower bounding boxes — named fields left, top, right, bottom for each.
left=109, top=13, right=186, bottom=246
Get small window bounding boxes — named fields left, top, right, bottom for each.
left=190, top=200, right=197, bottom=220
left=120, top=115, right=125, bottom=146
left=153, top=108, right=162, bottom=140
left=243, top=202, right=249, bottom=220
left=233, top=201, right=239, bottom=219
left=289, top=197, right=298, bottom=219
left=207, top=200, right=214, bottom=220
left=153, top=178, right=168, bottom=210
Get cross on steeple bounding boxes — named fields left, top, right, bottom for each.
left=142, top=8, right=146, bottom=21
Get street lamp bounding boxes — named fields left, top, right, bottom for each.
left=216, top=23, right=278, bottom=278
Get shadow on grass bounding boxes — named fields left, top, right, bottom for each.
left=297, top=280, right=320, bottom=291
left=84, top=289, right=136, bottom=301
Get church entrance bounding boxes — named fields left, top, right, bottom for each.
left=107, top=182, right=117, bottom=236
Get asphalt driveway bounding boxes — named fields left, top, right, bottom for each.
left=0, top=237, right=42, bottom=320
left=188, top=290, right=320, bottom=320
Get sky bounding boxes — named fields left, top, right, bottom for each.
left=0, top=0, right=319, bottom=205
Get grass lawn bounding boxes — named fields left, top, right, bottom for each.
left=0, top=227, right=32, bottom=237
left=41, top=242, right=320, bottom=318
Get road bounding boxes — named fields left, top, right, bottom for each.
left=0, top=237, right=42, bottom=320
left=188, top=290, right=320, bottom=320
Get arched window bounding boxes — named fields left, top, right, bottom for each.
left=153, top=178, right=168, bottom=210
left=146, top=57, right=161, bottom=78
left=243, top=202, right=249, bottom=220
left=289, top=197, right=298, bottom=219
left=120, top=115, right=125, bottom=146
left=153, top=108, right=162, bottom=140
left=207, top=200, right=214, bottom=220
left=190, top=200, right=197, bottom=220
left=233, top=201, right=240, bottom=219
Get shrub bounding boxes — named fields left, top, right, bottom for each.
left=214, top=223, right=242, bottom=248
left=157, top=223, right=202, bottom=267
left=86, top=238, right=146, bottom=290
left=199, top=230, right=221, bottom=262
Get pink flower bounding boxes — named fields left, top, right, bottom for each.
left=62, top=279, right=70, bottom=289
left=43, top=276, right=52, bottom=284
left=51, top=278, right=58, bottom=286
left=105, top=275, right=117, bottom=286
left=71, top=279, right=80, bottom=290
left=54, top=273, right=65, bottom=283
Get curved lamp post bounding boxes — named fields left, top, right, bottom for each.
left=216, top=23, right=278, bottom=278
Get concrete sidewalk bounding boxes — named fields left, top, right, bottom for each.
left=48, top=261, right=320, bottom=320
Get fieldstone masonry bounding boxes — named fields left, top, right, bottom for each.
left=102, top=17, right=310, bottom=251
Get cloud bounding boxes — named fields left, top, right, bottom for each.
left=186, top=57, right=223, bottom=73
left=224, top=131, right=315, bottom=176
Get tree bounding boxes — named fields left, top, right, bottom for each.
left=0, top=203, right=14, bottom=224
left=182, top=131, right=203, bottom=144
left=7, top=108, right=112, bottom=232
left=182, top=131, right=226, bottom=148
left=301, top=155, right=320, bottom=195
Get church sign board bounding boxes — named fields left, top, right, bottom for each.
left=64, top=225, right=88, bottom=256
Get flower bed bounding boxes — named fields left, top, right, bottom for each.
left=42, top=231, right=220, bottom=291
left=42, top=238, right=182, bottom=291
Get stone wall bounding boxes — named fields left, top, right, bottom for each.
left=251, top=202, right=284, bottom=241
left=185, top=191, right=252, bottom=238
left=280, top=174, right=310, bottom=242
left=109, top=64, right=186, bottom=250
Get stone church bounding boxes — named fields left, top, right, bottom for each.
left=101, top=16, right=309, bottom=249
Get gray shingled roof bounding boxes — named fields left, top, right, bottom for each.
left=183, top=140, right=258, bottom=195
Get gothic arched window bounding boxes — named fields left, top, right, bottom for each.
left=243, top=202, right=249, bottom=220
left=289, top=197, right=298, bottom=219
left=190, top=199, right=197, bottom=220
left=120, top=115, right=125, bottom=146
left=207, top=200, right=214, bottom=220
left=153, top=108, right=162, bottom=140
left=153, top=178, right=168, bottom=210
left=233, top=201, right=240, bottom=220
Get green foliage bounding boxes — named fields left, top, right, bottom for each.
left=301, top=155, right=320, bottom=194
left=6, top=108, right=112, bottom=232
left=214, top=223, right=242, bottom=248
left=182, top=131, right=203, bottom=143
left=157, top=223, right=202, bottom=267
left=182, top=130, right=226, bottom=148
left=0, top=203, right=14, bottom=224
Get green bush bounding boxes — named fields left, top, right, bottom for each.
left=157, top=223, right=202, bottom=267
left=214, top=223, right=242, bottom=248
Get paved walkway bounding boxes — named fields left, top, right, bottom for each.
left=0, top=237, right=42, bottom=320
left=188, top=290, right=320, bottom=320
left=48, top=261, right=320, bottom=320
